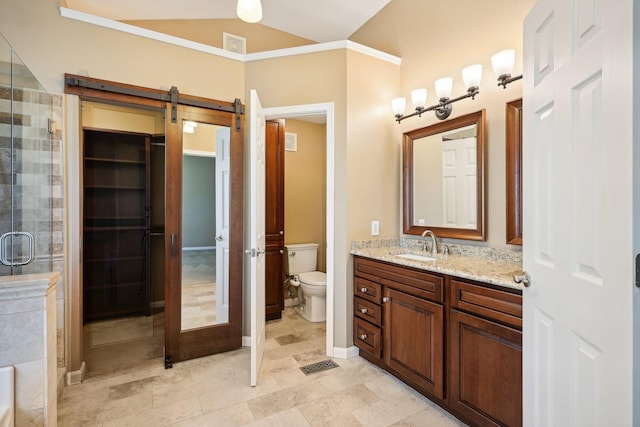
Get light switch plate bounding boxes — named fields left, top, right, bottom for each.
left=371, top=221, right=379, bottom=236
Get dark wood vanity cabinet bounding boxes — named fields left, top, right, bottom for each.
left=353, top=256, right=523, bottom=427
left=449, top=279, right=523, bottom=427
left=354, top=257, right=445, bottom=399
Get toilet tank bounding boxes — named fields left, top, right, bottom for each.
left=285, top=243, right=319, bottom=275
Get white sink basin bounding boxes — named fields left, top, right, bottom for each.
left=394, top=253, right=437, bottom=262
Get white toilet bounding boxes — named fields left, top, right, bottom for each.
left=285, top=243, right=326, bottom=322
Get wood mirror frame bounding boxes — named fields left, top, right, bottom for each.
left=403, top=109, right=486, bottom=241
left=506, top=99, right=523, bottom=245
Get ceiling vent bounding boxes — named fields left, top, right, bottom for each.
left=223, top=32, right=246, bottom=55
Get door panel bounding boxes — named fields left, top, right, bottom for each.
left=164, top=104, right=243, bottom=365
left=383, top=287, right=444, bottom=399
left=265, top=119, right=285, bottom=320
left=523, top=0, right=633, bottom=425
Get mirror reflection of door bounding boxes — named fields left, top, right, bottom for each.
left=165, top=102, right=243, bottom=367
left=181, top=122, right=230, bottom=330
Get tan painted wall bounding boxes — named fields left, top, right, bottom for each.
left=345, top=50, right=401, bottom=345
left=283, top=119, right=326, bottom=273
left=351, top=0, right=535, bottom=248
left=0, top=0, right=244, bottom=98
left=124, top=19, right=314, bottom=53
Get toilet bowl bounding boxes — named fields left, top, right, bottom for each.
left=285, top=243, right=327, bottom=322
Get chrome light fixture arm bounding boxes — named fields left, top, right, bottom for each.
left=394, top=86, right=480, bottom=123
left=497, top=73, right=523, bottom=89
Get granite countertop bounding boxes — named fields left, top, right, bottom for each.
left=351, top=245, right=524, bottom=291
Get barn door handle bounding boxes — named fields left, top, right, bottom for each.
left=171, top=233, right=175, bottom=257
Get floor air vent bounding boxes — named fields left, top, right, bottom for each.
left=299, top=359, right=339, bottom=375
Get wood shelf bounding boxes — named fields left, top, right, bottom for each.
left=85, top=156, right=145, bottom=165
left=82, top=128, right=151, bottom=322
left=85, top=185, right=146, bottom=190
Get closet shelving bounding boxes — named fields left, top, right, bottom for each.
left=82, top=128, right=151, bottom=322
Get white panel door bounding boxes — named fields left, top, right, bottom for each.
left=523, top=0, right=633, bottom=425
left=215, top=127, right=230, bottom=324
left=441, top=137, right=476, bottom=228
left=249, top=89, right=266, bottom=387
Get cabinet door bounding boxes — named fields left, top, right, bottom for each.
left=449, top=309, right=522, bottom=427
left=383, top=287, right=444, bottom=399
left=264, top=119, right=285, bottom=320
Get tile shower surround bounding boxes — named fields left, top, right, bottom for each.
left=0, top=85, right=65, bottom=368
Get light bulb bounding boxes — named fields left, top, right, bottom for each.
left=434, top=77, right=453, bottom=100
left=391, top=97, right=407, bottom=116
left=462, top=64, right=483, bottom=90
left=491, top=49, right=515, bottom=78
left=410, top=89, right=428, bottom=110
left=237, top=0, right=262, bottom=23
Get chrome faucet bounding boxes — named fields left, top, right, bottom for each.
left=421, top=230, right=437, bottom=256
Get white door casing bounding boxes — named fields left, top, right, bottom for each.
left=215, top=127, right=230, bottom=324
left=523, top=0, right=633, bottom=426
left=249, top=90, right=267, bottom=387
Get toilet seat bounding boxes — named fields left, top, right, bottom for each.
left=298, top=271, right=326, bottom=286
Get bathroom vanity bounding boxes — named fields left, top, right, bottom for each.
left=352, top=248, right=523, bottom=427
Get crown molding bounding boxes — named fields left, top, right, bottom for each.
left=59, top=7, right=401, bottom=66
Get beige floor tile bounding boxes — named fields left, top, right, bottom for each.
left=170, top=402, right=255, bottom=427
left=297, top=383, right=379, bottom=426
left=390, top=405, right=468, bottom=427
left=198, top=376, right=281, bottom=413
left=246, top=380, right=330, bottom=420
left=102, top=397, right=202, bottom=426
left=244, top=407, right=311, bottom=427
left=351, top=389, right=431, bottom=427
left=59, top=307, right=465, bottom=427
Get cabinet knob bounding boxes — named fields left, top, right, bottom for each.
left=360, top=334, right=368, bottom=340
left=383, top=297, right=390, bottom=303
left=361, top=308, right=368, bottom=314
left=360, top=287, right=368, bottom=293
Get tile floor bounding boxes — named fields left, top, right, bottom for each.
left=59, top=308, right=466, bottom=426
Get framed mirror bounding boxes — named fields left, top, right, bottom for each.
left=506, top=98, right=523, bottom=245
left=403, top=109, right=486, bottom=240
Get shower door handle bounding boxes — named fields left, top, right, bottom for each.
left=0, top=231, right=35, bottom=267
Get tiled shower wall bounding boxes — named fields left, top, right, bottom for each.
left=0, top=84, right=66, bottom=368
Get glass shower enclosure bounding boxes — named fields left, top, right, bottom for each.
left=0, top=33, right=53, bottom=276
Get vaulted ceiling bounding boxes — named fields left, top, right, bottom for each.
left=65, top=0, right=392, bottom=43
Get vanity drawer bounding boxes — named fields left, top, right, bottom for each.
left=355, top=297, right=382, bottom=326
left=354, top=317, right=382, bottom=359
left=450, top=279, right=522, bottom=329
left=354, top=277, right=382, bottom=304
left=354, top=256, right=443, bottom=303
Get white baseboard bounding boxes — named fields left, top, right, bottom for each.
left=151, top=300, right=165, bottom=309
left=66, top=361, right=86, bottom=385
left=242, top=336, right=251, bottom=347
left=332, top=346, right=359, bottom=359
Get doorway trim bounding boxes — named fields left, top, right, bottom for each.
left=263, top=102, right=336, bottom=357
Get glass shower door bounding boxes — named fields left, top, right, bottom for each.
left=0, top=33, right=53, bottom=276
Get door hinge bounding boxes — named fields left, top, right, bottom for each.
left=636, top=254, right=640, bottom=288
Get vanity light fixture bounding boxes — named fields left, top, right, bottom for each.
left=491, top=49, right=523, bottom=89
left=237, top=0, right=263, bottom=23
left=392, top=64, right=482, bottom=123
